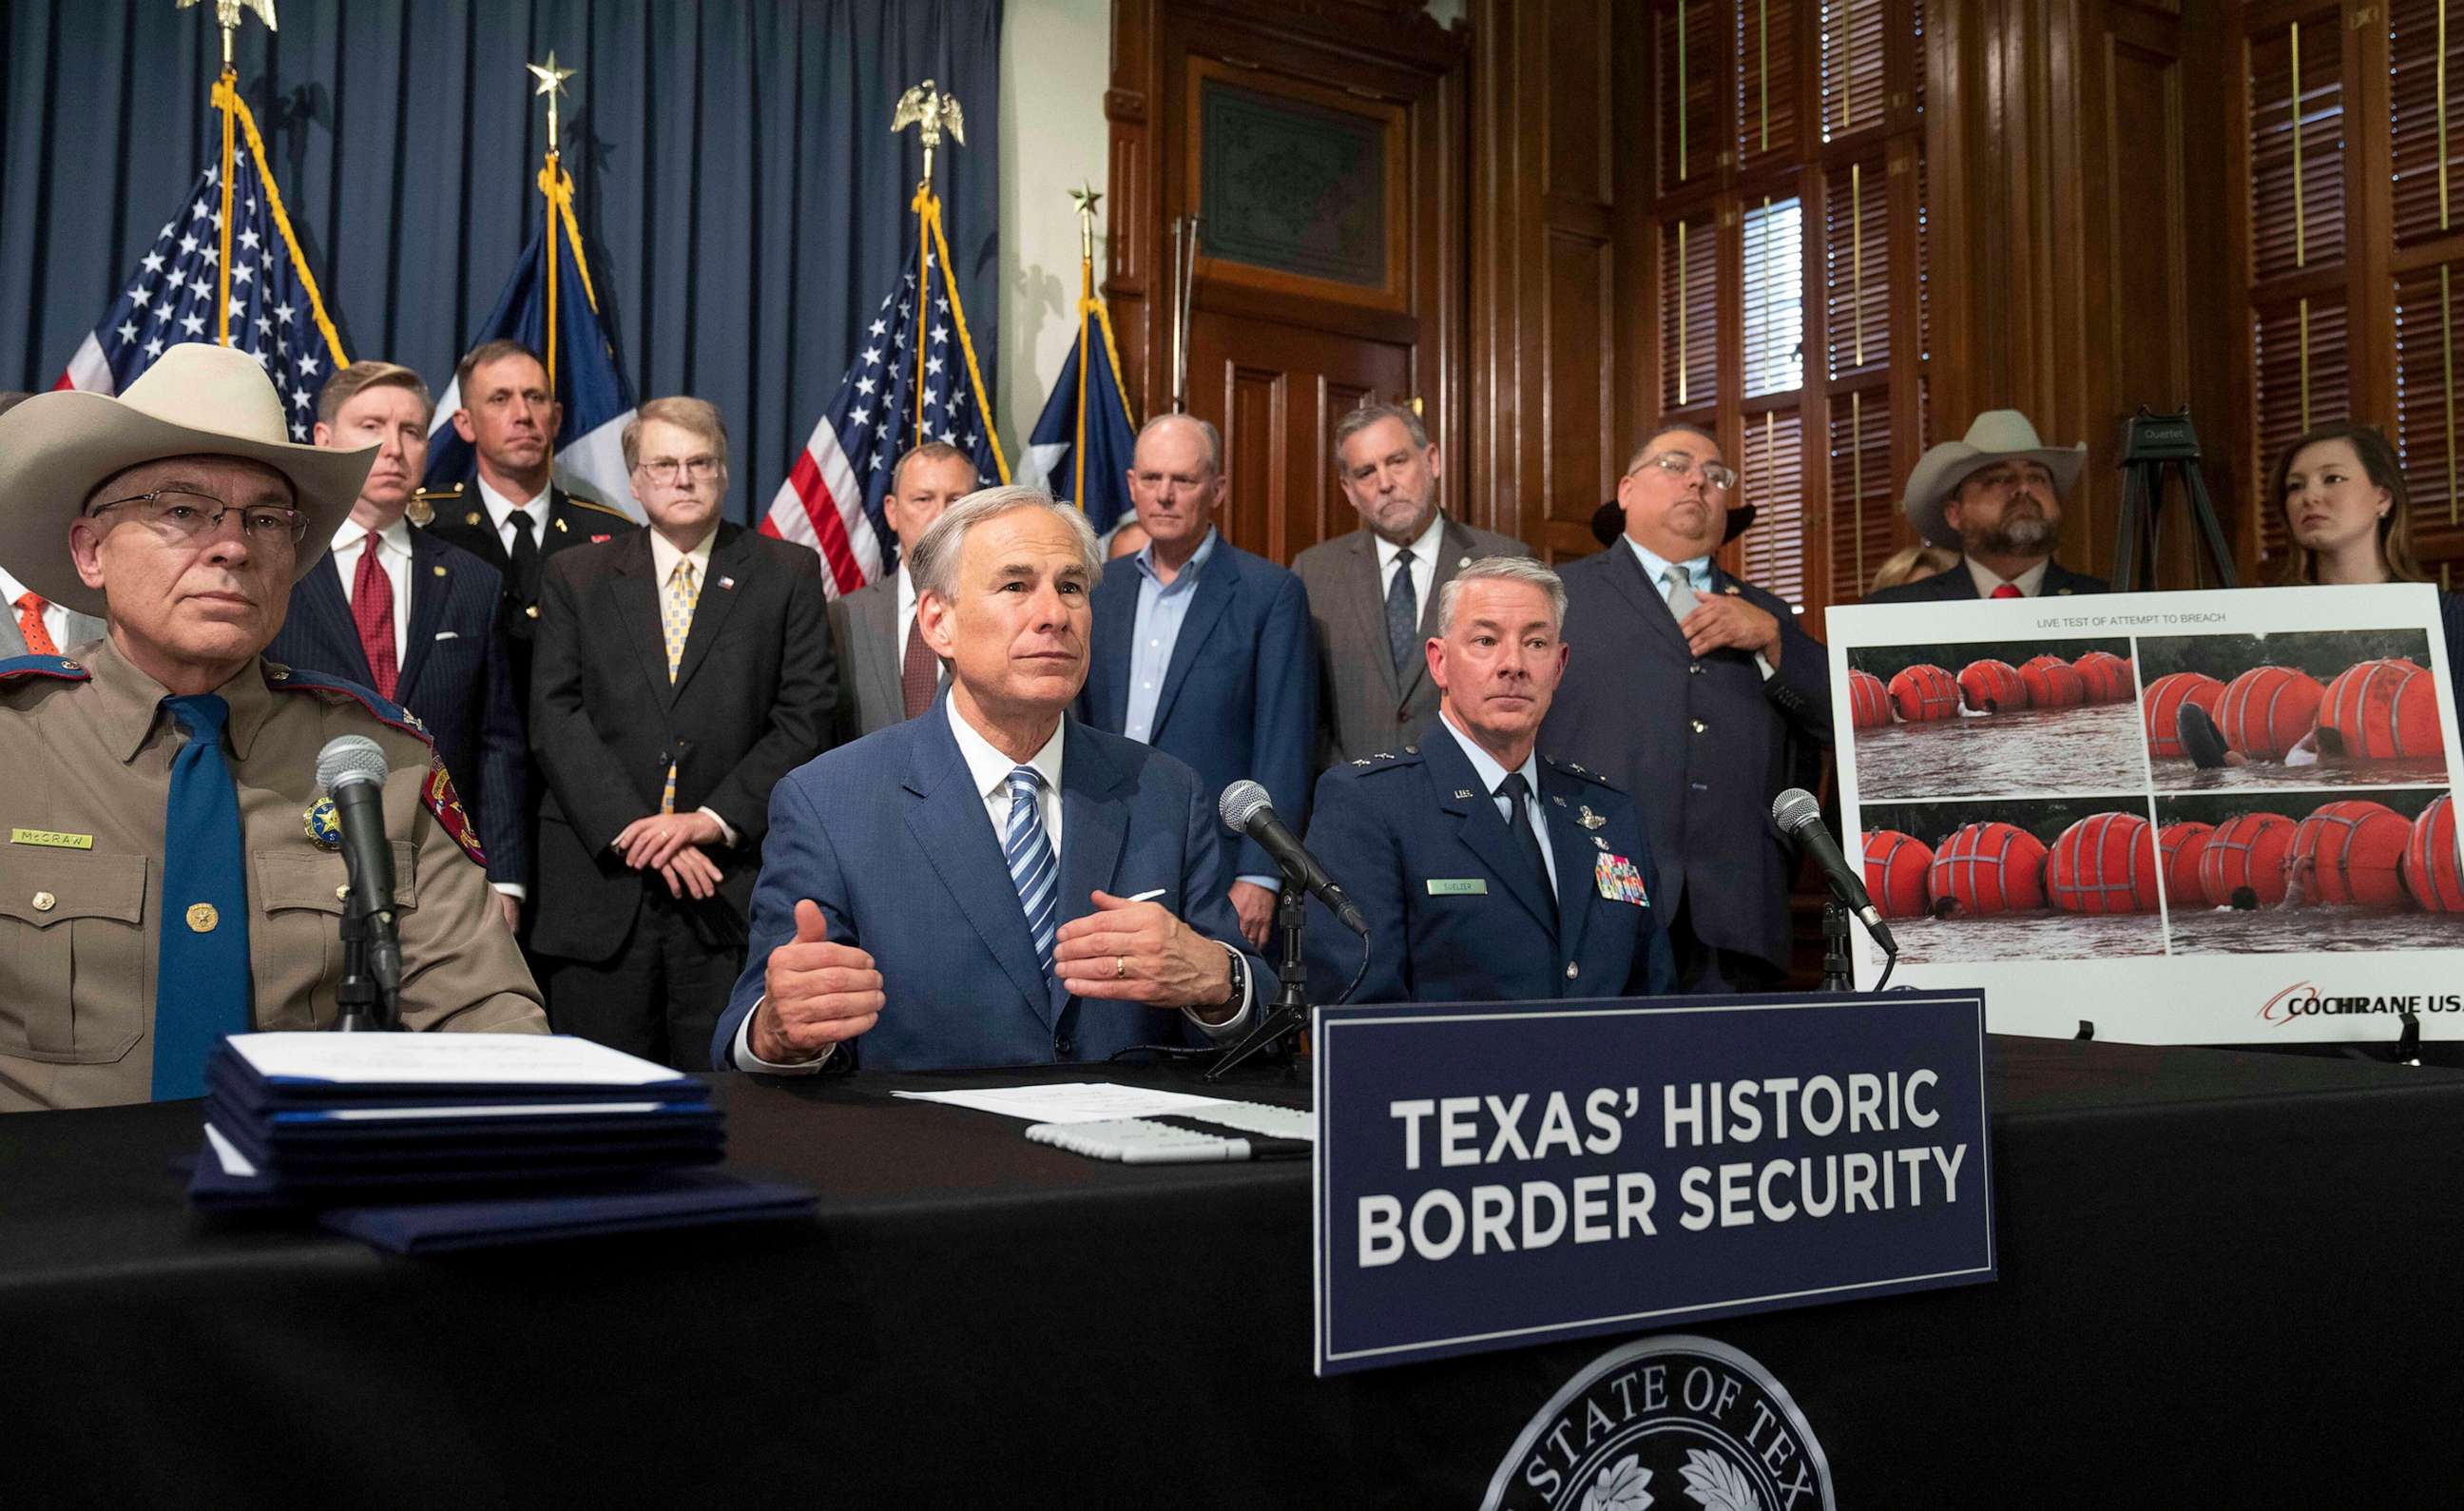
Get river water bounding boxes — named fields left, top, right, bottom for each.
left=1887, top=909, right=2166, bottom=964
left=1856, top=703, right=2147, bottom=800
left=2166, top=905, right=2464, bottom=954
left=2149, top=756, right=2451, bottom=792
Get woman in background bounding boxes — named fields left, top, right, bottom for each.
left=2268, top=421, right=2464, bottom=662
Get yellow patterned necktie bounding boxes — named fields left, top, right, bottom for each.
left=660, top=559, right=701, bottom=813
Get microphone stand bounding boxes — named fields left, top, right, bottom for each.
left=332, top=847, right=401, bottom=1033
left=1820, top=899, right=1856, bottom=992
left=1205, top=881, right=1310, bottom=1081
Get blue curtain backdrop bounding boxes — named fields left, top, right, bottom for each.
left=0, top=0, right=1003, bottom=524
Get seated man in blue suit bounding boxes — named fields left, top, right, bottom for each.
left=712, top=486, right=1274, bottom=1074
left=264, top=360, right=526, bottom=926
left=1303, top=557, right=1674, bottom=1004
left=1075, top=414, right=1317, bottom=950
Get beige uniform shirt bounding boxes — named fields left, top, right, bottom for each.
left=0, top=636, right=546, bottom=1112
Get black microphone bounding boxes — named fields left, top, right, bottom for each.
left=1219, top=780, right=1368, bottom=936
left=316, top=735, right=404, bottom=1010
left=1770, top=787, right=1897, bottom=956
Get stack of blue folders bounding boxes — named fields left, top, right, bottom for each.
left=187, top=1033, right=813, bottom=1252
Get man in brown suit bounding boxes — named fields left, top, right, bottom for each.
left=1292, top=402, right=1530, bottom=768
left=0, top=343, right=546, bottom=1112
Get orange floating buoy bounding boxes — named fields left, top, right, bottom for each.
left=2200, top=811, right=2298, bottom=907
left=2288, top=799, right=2415, bottom=908
left=1848, top=668, right=1892, bottom=729
left=2143, top=671, right=2227, bottom=759
left=2403, top=795, right=2464, bottom=912
left=2157, top=821, right=2216, bottom=911
left=2018, top=654, right=2087, bottom=708
left=1861, top=828, right=1935, bottom=919
left=1956, top=659, right=2029, bottom=715
left=2072, top=650, right=2135, bottom=704
left=1929, top=821, right=2049, bottom=915
left=2046, top=811, right=2161, bottom=914
left=2316, top=657, right=2441, bottom=761
left=2218, top=665, right=2325, bottom=760
left=1888, top=663, right=1961, bottom=723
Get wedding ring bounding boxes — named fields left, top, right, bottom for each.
left=1114, top=955, right=1127, bottom=979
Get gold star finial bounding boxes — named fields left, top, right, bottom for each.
left=1069, top=182, right=1104, bottom=263
left=527, top=51, right=579, bottom=153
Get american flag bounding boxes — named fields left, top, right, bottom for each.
left=761, top=236, right=1005, bottom=597
left=56, top=152, right=342, bottom=429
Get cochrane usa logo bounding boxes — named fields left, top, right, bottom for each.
left=2259, top=981, right=2464, bottom=1027
left=1481, top=1335, right=1835, bottom=1511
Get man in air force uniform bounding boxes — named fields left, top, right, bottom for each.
left=0, top=342, right=547, bottom=1112
left=1303, top=556, right=1674, bottom=1005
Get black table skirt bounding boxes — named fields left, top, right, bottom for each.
left=2, top=1036, right=2460, bottom=1507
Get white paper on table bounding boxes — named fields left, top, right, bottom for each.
left=202, top=1122, right=258, bottom=1177
left=224, top=1033, right=690, bottom=1087
left=891, top=1082, right=1236, bottom=1124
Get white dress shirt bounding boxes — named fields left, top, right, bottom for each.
left=643, top=525, right=741, bottom=848
left=895, top=565, right=920, bottom=657
left=737, top=697, right=1256, bottom=1072
left=1374, top=510, right=1446, bottom=629
left=1436, top=711, right=1557, bottom=899
left=328, top=514, right=414, bottom=669
left=1964, top=557, right=2050, bottom=598
left=0, top=565, right=73, bottom=653
left=473, top=475, right=551, bottom=557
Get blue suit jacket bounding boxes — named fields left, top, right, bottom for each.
left=1301, top=729, right=1674, bottom=1005
left=1075, top=536, right=1318, bottom=894
left=1862, top=558, right=2108, bottom=602
left=265, top=527, right=526, bottom=887
left=712, top=700, right=1277, bottom=1073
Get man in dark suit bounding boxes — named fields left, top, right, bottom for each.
left=529, top=397, right=834, bottom=1069
left=712, top=487, right=1272, bottom=1075
left=1303, top=557, right=1673, bottom=1005
left=1292, top=401, right=1529, bottom=769
left=1863, top=410, right=2108, bottom=603
left=1542, top=420, right=1831, bottom=992
left=266, top=360, right=529, bottom=925
left=826, top=441, right=973, bottom=741
left=419, top=339, right=633, bottom=709
left=1075, top=414, right=1317, bottom=948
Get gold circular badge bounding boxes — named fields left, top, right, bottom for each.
left=185, top=902, right=219, bottom=933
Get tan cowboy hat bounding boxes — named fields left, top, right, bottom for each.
left=0, top=341, right=375, bottom=617
left=1901, top=410, right=2087, bottom=550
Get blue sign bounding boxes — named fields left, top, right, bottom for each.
left=1312, top=991, right=1994, bottom=1376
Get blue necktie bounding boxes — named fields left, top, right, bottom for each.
left=1003, top=765, right=1057, bottom=976
left=1385, top=548, right=1418, bottom=678
left=153, top=694, right=250, bottom=1100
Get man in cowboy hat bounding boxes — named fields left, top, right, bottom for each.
left=1864, top=409, right=2108, bottom=602
left=0, top=342, right=546, bottom=1112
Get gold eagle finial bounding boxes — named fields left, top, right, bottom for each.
left=891, top=80, right=968, bottom=197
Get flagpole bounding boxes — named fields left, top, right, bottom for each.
left=1069, top=184, right=1102, bottom=511
left=527, top=52, right=578, bottom=393
left=176, top=1, right=276, bottom=345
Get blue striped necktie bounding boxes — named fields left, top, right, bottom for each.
left=1003, top=765, right=1057, bottom=976
left=154, top=693, right=250, bottom=1099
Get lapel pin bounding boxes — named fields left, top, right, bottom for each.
left=464, top=511, right=482, bottom=527
left=1723, top=585, right=1742, bottom=595
left=1592, top=836, right=1609, bottom=851
left=1550, top=794, right=1568, bottom=806
left=553, top=516, right=569, bottom=533
left=431, top=564, right=448, bottom=578
left=1453, top=788, right=1474, bottom=800
left=1457, top=554, right=1472, bottom=569
left=1577, top=804, right=1607, bottom=829
left=717, top=576, right=736, bottom=590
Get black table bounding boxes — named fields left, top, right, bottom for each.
left=3, top=1037, right=2460, bottom=1506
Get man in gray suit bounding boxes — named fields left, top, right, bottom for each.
left=826, top=442, right=976, bottom=741
left=1292, top=401, right=1529, bottom=767
left=0, top=390, right=107, bottom=660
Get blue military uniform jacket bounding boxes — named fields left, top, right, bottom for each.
left=1299, top=725, right=1675, bottom=1006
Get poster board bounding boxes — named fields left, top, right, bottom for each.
left=1827, top=584, right=2464, bottom=1042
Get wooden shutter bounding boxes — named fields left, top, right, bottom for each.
left=1819, top=0, right=1887, bottom=144
left=1824, top=156, right=1892, bottom=380
left=2390, top=0, right=2463, bottom=246
left=2251, top=294, right=2352, bottom=562
left=1741, top=407, right=1808, bottom=610
left=1658, top=1, right=1723, bottom=194
left=1828, top=389, right=1898, bottom=599
left=1741, top=195, right=1805, bottom=397
left=2247, top=17, right=2347, bottom=285
left=2396, top=261, right=2463, bottom=541
left=1735, top=0, right=1800, bottom=170
left=1661, top=208, right=1722, bottom=411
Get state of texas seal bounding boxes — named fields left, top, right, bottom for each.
left=1481, top=1335, right=1835, bottom=1511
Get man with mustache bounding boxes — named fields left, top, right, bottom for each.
left=1863, top=411, right=2107, bottom=602
left=1541, top=420, right=1831, bottom=992
left=712, top=486, right=1271, bottom=1073
left=266, top=361, right=529, bottom=930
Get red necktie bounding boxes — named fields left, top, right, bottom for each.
left=14, top=592, right=57, bottom=658
left=900, top=610, right=938, bottom=719
left=1991, top=583, right=2023, bottom=600
left=351, top=533, right=399, bottom=699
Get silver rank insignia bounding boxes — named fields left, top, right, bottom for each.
left=304, top=797, right=342, bottom=850
left=1577, top=804, right=1607, bottom=830
left=1453, top=789, right=1475, bottom=800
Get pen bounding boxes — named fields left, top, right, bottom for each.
left=1126, top=888, right=1167, bottom=903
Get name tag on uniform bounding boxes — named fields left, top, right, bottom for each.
left=1595, top=852, right=1648, bottom=905
left=1426, top=879, right=1488, bottom=897
left=10, top=828, right=93, bottom=850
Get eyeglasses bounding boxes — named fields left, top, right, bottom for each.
left=87, top=489, right=308, bottom=548
left=634, top=455, right=723, bottom=484
left=1629, top=451, right=1739, bottom=494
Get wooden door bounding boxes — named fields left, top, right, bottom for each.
left=1107, top=1, right=1470, bottom=564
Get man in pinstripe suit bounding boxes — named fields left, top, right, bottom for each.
left=265, top=361, right=528, bottom=928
